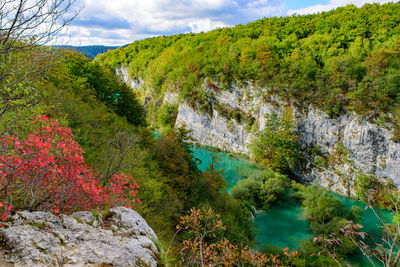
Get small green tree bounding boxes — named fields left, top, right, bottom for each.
left=260, top=172, right=288, bottom=209
left=232, top=169, right=288, bottom=209
left=156, top=103, right=179, bottom=132
left=250, top=110, right=299, bottom=174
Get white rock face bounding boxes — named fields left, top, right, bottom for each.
left=176, top=103, right=252, bottom=154
left=0, top=207, right=159, bottom=267
left=297, top=108, right=400, bottom=184
left=115, top=66, right=142, bottom=90
left=176, top=85, right=400, bottom=189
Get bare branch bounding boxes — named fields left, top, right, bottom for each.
left=0, top=0, right=81, bottom=55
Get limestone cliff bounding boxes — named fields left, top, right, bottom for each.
left=116, top=66, right=400, bottom=195
left=176, top=84, right=400, bottom=194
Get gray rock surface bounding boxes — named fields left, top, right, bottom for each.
left=163, top=91, right=179, bottom=105
left=0, top=208, right=159, bottom=267
left=176, top=103, right=252, bottom=154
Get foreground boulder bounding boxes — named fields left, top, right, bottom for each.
left=0, top=207, right=159, bottom=266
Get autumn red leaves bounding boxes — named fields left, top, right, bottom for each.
left=0, top=115, right=140, bottom=222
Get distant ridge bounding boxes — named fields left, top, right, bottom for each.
left=54, top=45, right=120, bottom=58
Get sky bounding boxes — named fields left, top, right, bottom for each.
left=60, top=0, right=398, bottom=46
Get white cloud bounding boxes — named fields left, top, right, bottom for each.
left=188, top=19, right=230, bottom=33
left=288, top=0, right=397, bottom=15
left=60, top=0, right=286, bottom=45
left=247, top=0, right=269, bottom=8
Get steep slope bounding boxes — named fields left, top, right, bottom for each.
left=173, top=85, right=400, bottom=194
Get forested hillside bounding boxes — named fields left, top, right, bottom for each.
left=53, top=45, right=119, bottom=58
left=97, top=2, right=400, bottom=138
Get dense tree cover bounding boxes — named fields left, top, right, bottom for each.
left=2, top=2, right=399, bottom=265
left=60, top=52, right=145, bottom=126
left=2, top=47, right=377, bottom=266
left=52, top=53, right=254, bottom=252
left=97, top=3, right=400, bottom=138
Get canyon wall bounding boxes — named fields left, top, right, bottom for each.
left=117, top=66, right=400, bottom=195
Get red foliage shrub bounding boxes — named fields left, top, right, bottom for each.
left=0, top=115, right=139, bottom=220
left=103, top=173, right=141, bottom=209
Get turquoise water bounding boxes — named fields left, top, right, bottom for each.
left=191, top=146, right=314, bottom=249
left=335, top=193, right=391, bottom=240
left=254, top=192, right=313, bottom=249
left=191, top=147, right=260, bottom=190
left=191, top=146, right=392, bottom=258
left=336, top=194, right=392, bottom=266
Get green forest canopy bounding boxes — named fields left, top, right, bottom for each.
left=96, top=3, right=400, bottom=138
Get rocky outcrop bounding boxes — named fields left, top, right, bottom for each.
left=0, top=207, right=159, bottom=267
left=163, top=91, right=179, bottom=105
left=297, top=108, right=400, bottom=193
